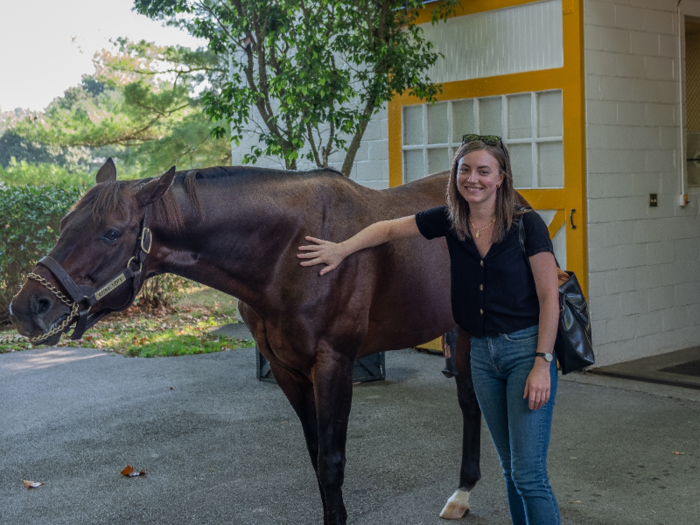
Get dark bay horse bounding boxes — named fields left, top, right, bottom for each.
left=9, top=160, right=480, bottom=524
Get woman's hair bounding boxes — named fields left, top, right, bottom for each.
left=446, top=139, right=524, bottom=243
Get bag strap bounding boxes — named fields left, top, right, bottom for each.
left=518, top=210, right=571, bottom=288
left=517, top=209, right=560, bottom=268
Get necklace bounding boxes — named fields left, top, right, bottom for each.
left=469, top=217, right=496, bottom=239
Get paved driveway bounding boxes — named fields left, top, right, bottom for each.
left=2, top=346, right=699, bottom=524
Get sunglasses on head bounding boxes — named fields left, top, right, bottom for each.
left=462, top=134, right=502, bottom=146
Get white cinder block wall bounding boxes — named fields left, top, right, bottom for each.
left=584, top=0, right=700, bottom=366
left=230, top=108, right=390, bottom=190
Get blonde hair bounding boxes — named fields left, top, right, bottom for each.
left=445, top=139, right=524, bottom=242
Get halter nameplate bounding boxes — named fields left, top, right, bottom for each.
left=94, top=273, right=128, bottom=301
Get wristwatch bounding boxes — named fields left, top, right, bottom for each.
left=536, top=352, right=554, bottom=362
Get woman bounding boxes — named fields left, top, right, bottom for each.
left=297, top=135, right=561, bottom=525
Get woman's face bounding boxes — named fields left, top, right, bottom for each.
left=456, top=149, right=505, bottom=210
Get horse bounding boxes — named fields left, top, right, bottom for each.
left=9, top=159, right=481, bottom=524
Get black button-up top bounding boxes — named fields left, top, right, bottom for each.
left=415, top=206, right=553, bottom=337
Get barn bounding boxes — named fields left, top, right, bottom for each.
left=231, top=0, right=700, bottom=368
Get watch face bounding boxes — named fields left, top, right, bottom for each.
left=545, top=353, right=553, bottom=362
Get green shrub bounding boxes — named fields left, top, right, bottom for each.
left=0, top=184, right=85, bottom=325
left=0, top=158, right=93, bottom=187
left=135, top=273, right=189, bottom=312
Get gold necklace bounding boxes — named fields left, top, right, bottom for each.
left=469, top=217, right=496, bottom=239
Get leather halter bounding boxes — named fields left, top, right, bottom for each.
left=27, top=206, right=153, bottom=342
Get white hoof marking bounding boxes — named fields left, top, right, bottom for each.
left=439, top=488, right=471, bottom=520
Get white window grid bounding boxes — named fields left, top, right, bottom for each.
left=402, top=90, right=564, bottom=189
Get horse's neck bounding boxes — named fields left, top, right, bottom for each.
left=150, top=181, right=298, bottom=307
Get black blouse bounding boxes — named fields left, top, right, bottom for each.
left=415, top=206, right=553, bottom=337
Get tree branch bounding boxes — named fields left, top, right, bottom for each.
left=306, top=122, right=321, bottom=166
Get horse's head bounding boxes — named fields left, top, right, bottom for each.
left=9, top=159, right=176, bottom=345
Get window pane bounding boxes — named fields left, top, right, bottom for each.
left=428, top=148, right=450, bottom=174
left=478, top=97, right=502, bottom=136
left=509, top=143, right=533, bottom=188
left=404, top=149, right=424, bottom=182
left=538, top=141, right=564, bottom=187
left=452, top=100, right=475, bottom=143
left=538, top=91, right=563, bottom=138
left=403, top=105, right=424, bottom=145
left=507, top=94, right=531, bottom=139
left=427, top=103, right=448, bottom=144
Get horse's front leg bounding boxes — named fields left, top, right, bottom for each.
left=440, top=326, right=481, bottom=520
left=238, top=302, right=330, bottom=519
left=310, top=349, right=355, bottom=525
left=267, top=360, right=330, bottom=519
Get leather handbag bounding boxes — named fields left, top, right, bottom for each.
left=518, top=215, right=594, bottom=374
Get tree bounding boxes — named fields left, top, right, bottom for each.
left=15, top=39, right=232, bottom=175
left=134, top=0, right=459, bottom=175
left=0, top=131, right=65, bottom=168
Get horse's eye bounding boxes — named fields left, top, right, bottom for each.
left=102, top=230, right=120, bottom=243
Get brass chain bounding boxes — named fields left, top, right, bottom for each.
left=26, top=273, right=80, bottom=343
left=27, top=273, right=74, bottom=307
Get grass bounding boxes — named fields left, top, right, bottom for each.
left=0, top=284, right=255, bottom=357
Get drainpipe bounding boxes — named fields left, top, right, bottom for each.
left=679, top=0, right=690, bottom=206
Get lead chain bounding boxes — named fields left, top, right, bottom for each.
left=26, top=273, right=80, bottom=343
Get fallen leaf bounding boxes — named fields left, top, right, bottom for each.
left=23, top=480, right=44, bottom=488
left=121, top=465, right=146, bottom=477
left=673, top=451, right=684, bottom=455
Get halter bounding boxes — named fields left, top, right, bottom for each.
left=26, top=207, right=153, bottom=343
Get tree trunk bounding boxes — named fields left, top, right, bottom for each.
left=340, top=100, right=375, bottom=177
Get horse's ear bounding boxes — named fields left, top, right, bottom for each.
left=95, top=158, right=117, bottom=184
left=136, top=166, right=176, bottom=206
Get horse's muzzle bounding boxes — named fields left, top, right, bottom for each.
left=9, top=290, right=70, bottom=344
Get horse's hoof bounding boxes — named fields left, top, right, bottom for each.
left=439, top=502, right=469, bottom=520
left=439, top=488, right=471, bottom=520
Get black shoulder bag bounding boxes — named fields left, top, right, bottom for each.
left=518, top=214, right=594, bottom=374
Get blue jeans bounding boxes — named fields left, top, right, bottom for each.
left=470, top=325, right=560, bottom=525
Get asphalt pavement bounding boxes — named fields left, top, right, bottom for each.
left=2, top=343, right=699, bottom=525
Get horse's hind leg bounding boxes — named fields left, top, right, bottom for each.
left=440, top=326, right=481, bottom=520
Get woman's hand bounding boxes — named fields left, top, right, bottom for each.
left=523, top=361, right=551, bottom=410
left=297, top=217, right=420, bottom=276
left=297, top=236, right=347, bottom=275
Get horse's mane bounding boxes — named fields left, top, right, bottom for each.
left=192, top=165, right=344, bottom=180
left=73, top=166, right=344, bottom=231
left=72, top=171, right=202, bottom=232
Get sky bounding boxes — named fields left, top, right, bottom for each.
left=0, top=0, right=204, bottom=112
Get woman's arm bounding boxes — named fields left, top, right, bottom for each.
left=297, top=215, right=420, bottom=275
left=523, top=250, right=559, bottom=410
